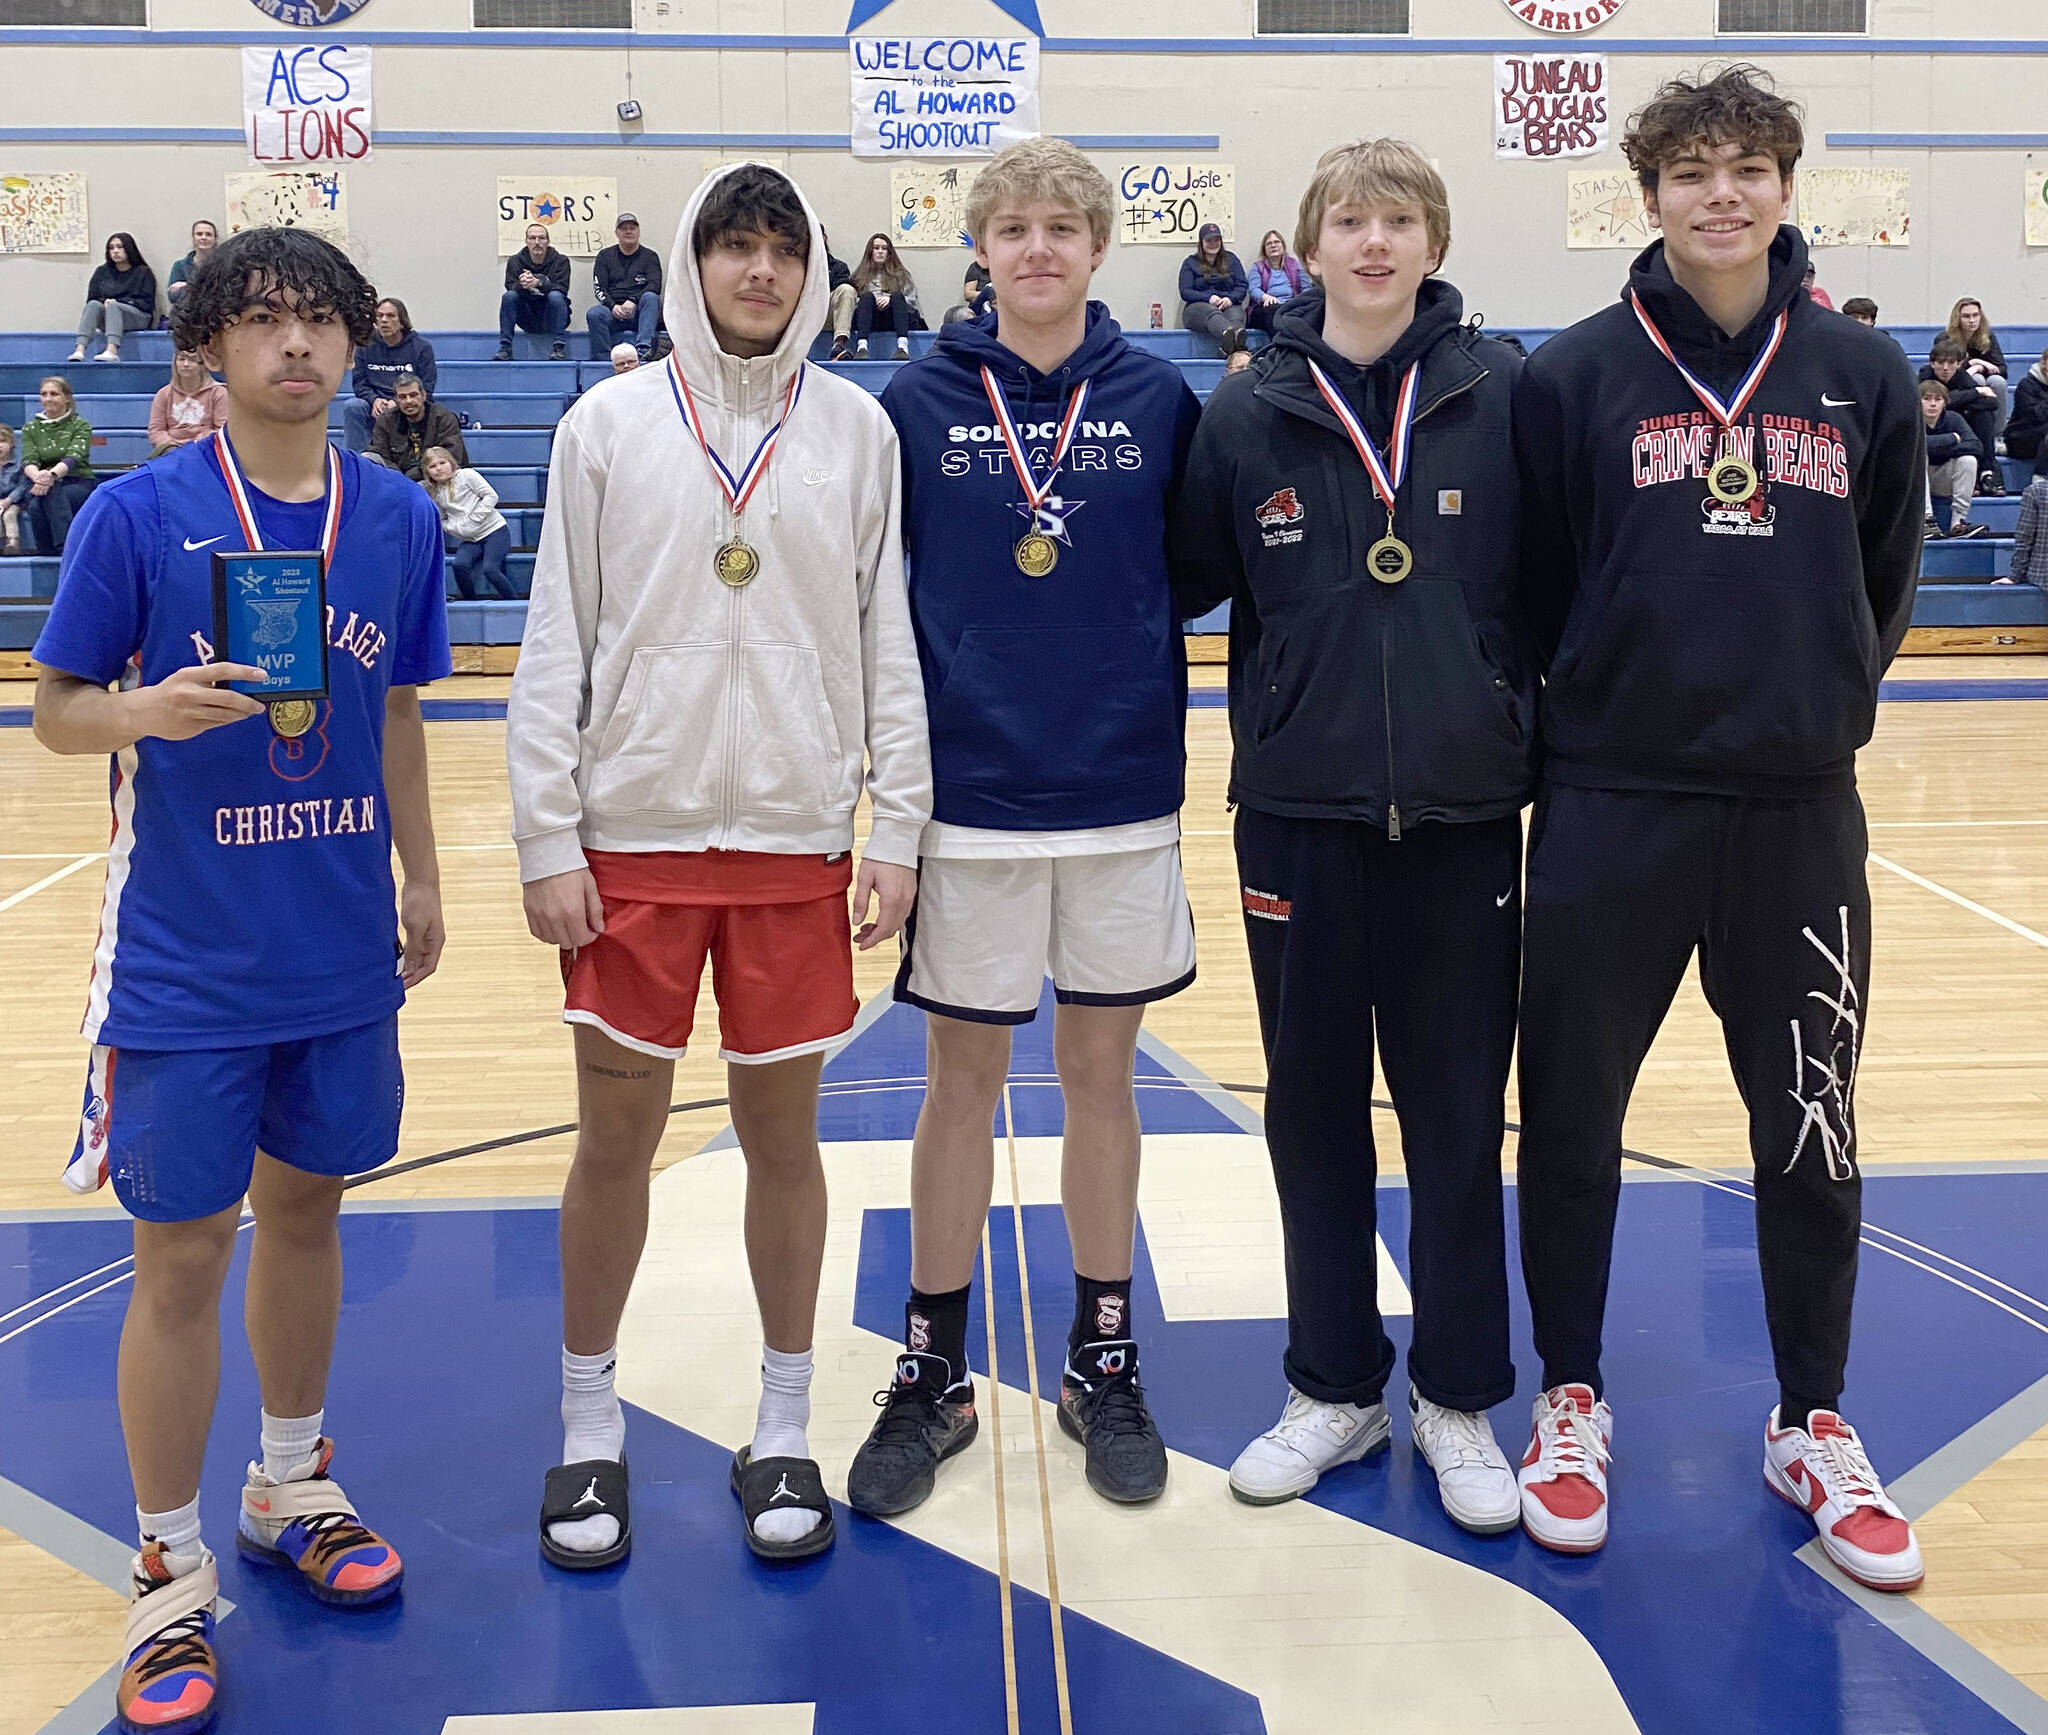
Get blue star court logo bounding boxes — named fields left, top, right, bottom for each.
left=249, top=0, right=374, bottom=26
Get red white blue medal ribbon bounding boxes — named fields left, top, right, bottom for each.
left=209, top=427, right=342, bottom=558
left=980, top=367, right=1090, bottom=514
left=1629, top=291, right=1789, bottom=449
left=1305, top=358, right=1421, bottom=523
left=668, top=354, right=803, bottom=515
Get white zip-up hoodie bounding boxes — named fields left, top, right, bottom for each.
left=507, top=166, right=931, bottom=882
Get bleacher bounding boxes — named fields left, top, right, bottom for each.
left=4, top=323, right=2045, bottom=650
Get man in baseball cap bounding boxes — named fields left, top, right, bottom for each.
left=588, top=211, right=665, bottom=362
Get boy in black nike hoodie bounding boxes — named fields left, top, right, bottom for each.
left=1173, top=140, right=1536, bottom=1534
left=1509, top=67, right=1925, bottom=1590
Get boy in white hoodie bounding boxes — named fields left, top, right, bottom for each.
left=507, top=164, right=930, bottom=1566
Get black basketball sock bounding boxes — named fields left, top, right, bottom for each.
left=1070, top=1273, right=1134, bottom=1369
left=1778, top=1390, right=1833, bottom=1435
left=906, top=1284, right=971, bottom=1395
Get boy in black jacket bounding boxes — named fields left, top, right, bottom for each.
left=1921, top=379, right=1988, bottom=538
left=1173, top=140, right=1534, bottom=1533
left=1511, top=67, right=1925, bottom=1590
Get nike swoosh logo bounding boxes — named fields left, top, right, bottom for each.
left=184, top=535, right=229, bottom=552
left=247, top=1497, right=271, bottom=1512
left=1496, top=889, right=1513, bottom=908
left=1821, top=395, right=1856, bottom=408
left=802, top=471, right=832, bottom=486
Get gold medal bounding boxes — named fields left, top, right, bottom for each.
left=1367, top=535, right=1413, bottom=584
left=267, top=698, right=316, bottom=739
left=714, top=539, right=761, bottom=588
left=1707, top=455, right=1761, bottom=505
left=1014, top=532, right=1059, bottom=578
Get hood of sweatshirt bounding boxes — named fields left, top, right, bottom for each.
left=663, top=163, right=829, bottom=410
left=1260, top=276, right=1475, bottom=445
left=1624, top=224, right=1810, bottom=394
left=928, top=298, right=1132, bottom=396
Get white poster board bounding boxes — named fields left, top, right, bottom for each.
left=1796, top=167, right=1910, bottom=248
left=1565, top=170, right=1652, bottom=249
left=1494, top=54, right=1608, bottom=160
left=891, top=164, right=981, bottom=248
left=243, top=43, right=373, bottom=166
left=0, top=172, right=89, bottom=254
left=1116, top=162, right=1235, bottom=247
left=496, top=178, right=617, bottom=259
left=225, top=169, right=349, bottom=246
left=850, top=38, right=1039, bottom=160
left=2028, top=159, right=2048, bottom=248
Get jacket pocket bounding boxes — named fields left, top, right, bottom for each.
left=1384, top=579, right=1533, bottom=811
left=584, top=643, right=729, bottom=818
left=734, top=641, right=850, bottom=815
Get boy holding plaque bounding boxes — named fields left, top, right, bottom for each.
left=1169, top=140, right=1535, bottom=1530
left=508, top=165, right=929, bottom=1567
left=1509, top=67, right=1925, bottom=1586
left=31, top=226, right=450, bottom=1734
left=844, top=139, right=1200, bottom=1517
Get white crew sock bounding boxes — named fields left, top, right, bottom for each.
left=750, top=1345, right=818, bottom=1546
left=260, top=1407, right=324, bottom=1483
left=548, top=1344, right=624, bottom=1555
left=137, top=1495, right=205, bottom=1580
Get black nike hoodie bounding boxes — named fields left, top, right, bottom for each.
left=1513, top=226, right=1923, bottom=799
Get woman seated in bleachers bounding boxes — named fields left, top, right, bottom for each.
left=18, top=377, right=96, bottom=555
left=148, top=346, right=229, bottom=457
left=1245, top=229, right=1308, bottom=334
left=1945, top=296, right=2010, bottom=440
left=423, top=445, right=515, bottom=601
left=1179, top=223, right=1248, bottom=352
left=67, top=234, right=157, bottom=364
left=849, top=232, right=917, bottom=359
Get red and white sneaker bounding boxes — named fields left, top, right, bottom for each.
left=1518, top=1383, right=1613, bottom=1554
left=1763, top=1408, right=1923, bottom=1591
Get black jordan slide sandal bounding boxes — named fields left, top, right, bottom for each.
left=730, top=1448, right=836, bottom=1562
left=539, top=1457, right=631, bottom=1570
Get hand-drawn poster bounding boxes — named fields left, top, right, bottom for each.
left=225, top=168, right=349, bottom=245
left=851, top=37, right=1038, bottom=160
left=0, top=172, right=89, bottom=254
left=2026, top=158, right=2048, bottom=248
left=495, top=177, right=616, bottom=258
left=891, top=164, right=980, bottom=248
left=1796, top=166, right=1910, bottom=248
left=1495, top=54, right=1608, bottom=159
left=1116, top=162, right=1235, bottom=247
left=1566, top=170, right=1652, bottom=249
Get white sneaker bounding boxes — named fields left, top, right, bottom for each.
left=1409, top=1385, right=1519, bottom=1535
left=1228, top=1388, right=1390, bottom=1506
left=855, top=341, right=869, bottom=359
left=1764, top=1408, right=1923, bottom=1591
left=895, top=337, right=910, bottom=359
left=1518, top=1383, right=1613, bottom=1553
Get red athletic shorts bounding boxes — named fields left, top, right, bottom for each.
left=561, top=850, right=857, bottom=1063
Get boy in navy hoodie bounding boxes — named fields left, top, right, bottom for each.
left=847, top=138, right=1200, bottom=1515
left=1511, top=67, right=1925, bottom=1589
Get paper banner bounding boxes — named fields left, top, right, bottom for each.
left=1495, top=54, right=1608, bottom=159
left=891, top=164, right=981, bottom=248
left=496, top=177, right=617, bottom=259
left=0, top=172, right=89, bottom=254
left=2027, top=158, right=2048, bottom=248
left=242, top=43, right=372, bottom=166
left=1796, top=166, right=1910, bottom=248
left=225, top=168, right=348, bottom=246
left=851, top=38, right=1039, bottom=160
left=1116, top=162, right=1235, bottom=247
left=1565, top=170, right=1652, bottom=249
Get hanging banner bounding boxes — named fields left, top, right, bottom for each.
left=495, top=177, right=617, bottom=258
left=892, top=164, right=981, bottom=248
left=2028, top=159, right=2048, bottom=248
left=1496, top=0, right=1628, bottom=32
left=1796, top=166, right=1910, bottom=248
left=850, top=38, right=1039, bottom=159
left=1565, top=169, right=1652, bottom=249
left=1116, top=162, right=1235, bottom=247
left=0, top=172, right=90, bottom=254
left=225, top=169, right=349, bottom=245
left=1494, top=54, right=1608, bottom=159
left=242, top=43, right=373, bottom=165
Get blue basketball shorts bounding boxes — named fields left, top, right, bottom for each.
left=65, top=1015, right=404, bottom=1222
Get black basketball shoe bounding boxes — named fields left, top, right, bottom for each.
left=846, top=1353, right=979, bottom=1517
left=1059, top=1340, right=1168, bottom=1503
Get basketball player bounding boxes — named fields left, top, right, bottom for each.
left=845, top=138, right=1200, bottom=1516
left=1170, top=140, right=1535, bottom=1530
left=1511, top=67, right=1926, bottom=1588
left=31, top=227, right=450, bottom=1734
left=508, top=165, right=929, bottom=1566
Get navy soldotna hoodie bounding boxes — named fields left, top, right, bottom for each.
left=882, top=302, right=1202, bottom=830
left=1514, top=227, right=1924, bottom=798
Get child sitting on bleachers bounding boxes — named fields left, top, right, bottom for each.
left=0, top=424, right=24, bottom=556
left=422, top=445, right=514, bottom=600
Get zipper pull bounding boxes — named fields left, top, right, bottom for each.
left=1387, top=803, right=1402, bottom=842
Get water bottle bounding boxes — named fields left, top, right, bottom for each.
left=1149, top=302, right=1163, bottom=329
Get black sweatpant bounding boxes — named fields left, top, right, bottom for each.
left=1235, top=806, right=1521, bottom=1412
left=1516, top=783, right=1870, bottom=1408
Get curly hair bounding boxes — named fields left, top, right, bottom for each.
left=169, top=227, right=377, bottom=351
left=693, top=164, right=812, bottom=265
left=1623, top=64, right=1804, bottom=192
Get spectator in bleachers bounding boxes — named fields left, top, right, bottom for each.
left=1245, top=228, right=1307, bottom=333
left=1179, top=223, right=1248, bottom=352
left=18, top=377, right=95, bottom=555
left=2001, top=467, right=2048, bottom=589
left=2003, top=343, right=2048, bottom=478
left=496, top=223, right=572, bottom=362
left=610, top=342, right=640, bottom=374
left=1802, top=262, right=1832, bottom=309
left=824, top=229, right=859, bottom=360
left=146, top=346, right=229, bottom=456
left=346, top=297, right=437, bottom=454
left=67, top=233, right=157, bottom=364
left=369, top=373, right=466, bottom=480
left=941, top=263, right=988, bottom=325
left=1224, top=346, right=1252, bottom=375
left=1922, top=378, right=1988, bottom=539
left=1947, top=296, right=2012, bottom=457
left=587, top=213, right=663, bottom=364
left=422, top=445, right=514, bottom=600
left=849, top=231, right=915, bottom=359
left=165, top=220, right=217, bottom=305
left=1923, top=337, right=2002, bottom=498
left=1840, top=295, right=1878, bottom=327
left=0, top=425, right=24, bottom=556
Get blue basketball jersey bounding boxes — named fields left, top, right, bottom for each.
left=32, top=440, right=452, bottom=1050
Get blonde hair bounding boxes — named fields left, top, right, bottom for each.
left=965, top=138, right=1115, bottom=249
left=38, top=376, right=76, bottom=415
left=1944, top=296, right=1997, bottom=359
left=421, top=445, right=460, bottom=496
left=1294, top=138, right=1451, bottom=274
